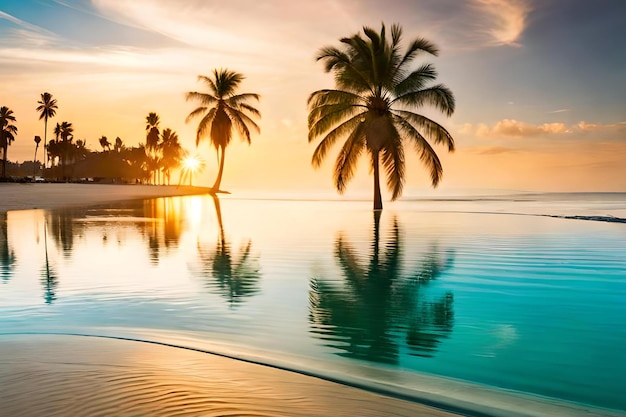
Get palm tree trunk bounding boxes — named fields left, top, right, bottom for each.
left=43, top=117, right=48, bottom=170
left=212, top=147, right=226, bottom=191
left=372, top=150, right=383, bottom=210
left=1, top=143, right=7, bottom=179
left=33, top=144, right=39, bottom=177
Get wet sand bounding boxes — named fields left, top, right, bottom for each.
left=0, top=183, right=212, bottom=212
left=0, top=334, right=456, bottom=417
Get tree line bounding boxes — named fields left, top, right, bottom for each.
left=2, top=23, right=456, bottom=210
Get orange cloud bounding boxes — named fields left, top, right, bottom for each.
left=461, top=119, right=626, bottom=138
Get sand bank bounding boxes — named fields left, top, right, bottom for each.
left=0, top=334, right=456, bottom=417
left=0, top=183, right=212, bottom=213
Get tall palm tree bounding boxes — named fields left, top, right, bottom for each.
left=160, top=128, right=183, bottom=185
left=33, top=135, right=41, bottom=177
left=186, top=69, right=261, bottom=191
left=36, top=92, right=58, bottom=169
left=308, top=23, right=456, bottom=210
left=145, top=112, right=160, bottom=184
left=0, top=106, right=18, bottom=179
left=58, top=121, right=73, bottom=180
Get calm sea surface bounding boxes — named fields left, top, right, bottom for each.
left=1, top=193, right=625, bottom=414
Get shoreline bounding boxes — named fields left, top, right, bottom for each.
left=0, top=334, right=457, bottom=417
left=0, top=183, right=212, bottom=213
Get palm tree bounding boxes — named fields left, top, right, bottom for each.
left=33, top=135, right=42, bottom=177
left=114, top=136, right=124, bottom=153
left=308, top=23, right=456, bottom=210
left=160, top=128, right=183, bottom=185
left=0, top=106, right=18, bottom=179
left=58, top=121, right=73, bottom=180
left=99, top=135, right=111, bottom=151
left=36, top=92, right=58, bottom=169
left=186, top=69, right=261, bottom=191
left=145, top=112, right=160, bottom=184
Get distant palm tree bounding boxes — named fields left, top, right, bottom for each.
left=145, top=112, right=161, bottom=184
left=114, top=136, right=124, bottom=153
left=99, top=135, right=111, bottom=151
left=0, top=106, right=18, bottom=178
left=186, top=69, right=261, bottom=191
left=36, top=92, right=58, bottom=169
left=160, top=128, right=183, bottom=185
left=308, top=23, right=456, bottom=210
left=58, top=121, right=73, bottom=180
left=33, top=135, right=42, bottom=177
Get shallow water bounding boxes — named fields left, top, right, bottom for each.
left=1, top=194, right=625, bottom=414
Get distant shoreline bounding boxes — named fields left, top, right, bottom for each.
left=0, top=183, right=212, bottom=213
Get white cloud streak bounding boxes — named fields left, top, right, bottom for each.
left=472, top=0, right=531, bottom=46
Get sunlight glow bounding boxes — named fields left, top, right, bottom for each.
left=183, top=156, right=200, bottom=172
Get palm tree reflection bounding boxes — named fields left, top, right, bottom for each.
left=0, top=213, right=16, bottom=282
left=309, top=212, right=454, bottom=364
left=195, top=195, right=261, bottom=307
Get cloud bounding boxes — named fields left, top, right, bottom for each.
left=461, top=119, right=626, bottom=138
left=472, top=0, right=531, bottom=46
left=472, top=146, right=519, bottom=155
left=0, top=10, right=59, bottom=46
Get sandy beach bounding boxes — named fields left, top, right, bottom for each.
left=0, top=334, right=456, bottom=417
left=0, top=182, right=212, bottom=213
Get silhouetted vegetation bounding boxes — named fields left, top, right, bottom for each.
left=0, top=106, right=18, bottom=179
left=186, top=69, right=261, bottom=191
left=36, top=92, right=58, bottom=169
left=309, top=212, right=454, bottom=363
left=308, top=23, right=456, bottom=210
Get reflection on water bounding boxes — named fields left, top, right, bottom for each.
left=309, top=212, right=454, bottom=363
left=0, top=213, right=16, bottom=282
left=192, top=196, right=261, bottom=307
left=1, top=195, right=626, bottom=413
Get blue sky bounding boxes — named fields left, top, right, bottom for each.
left=1, top=0, right=625, bottom=193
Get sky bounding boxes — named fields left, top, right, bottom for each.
left=1, top=0, right=625, bottom=196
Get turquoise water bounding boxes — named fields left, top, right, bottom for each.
left=1, top=193, right=625, bottom=414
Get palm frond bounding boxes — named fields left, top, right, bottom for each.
left=334, top=124, right=366, bottom=193
left=392, top=110, right=455, bottom=151
left=380, top=128, right=405, bottom=200
left=308, top=101, right=363, bottom=140
left=185, top=106, right=207, bottom=123
left=312, top=113, right=365, bottom=167
left=393, top=64, right=438, bottom=96
left=186, top=91, right=217, bottom=106
left=394, top=116, right=443, bottom=186
left=392, top=85, right=455, bottom=116
left=195, top=107, right=216, bottom=147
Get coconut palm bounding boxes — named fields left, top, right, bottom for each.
left=145, top=112, right=161, bottom=184
left=114, top=136, right=124, bottom=153
left=0, top=106, right=18, bottom=179
left=99, top=135, right=111, bottom=151
left=33, top=135, right=42, bottom=177
left=58, top=121, right=73, bottom=180
left=36, top=92, right=58, bottom=169
left=308, top=23, right=456, bottom=210
left=186, top=69, right=261, bottom=191
left=160, top=128, right=183, bottom=185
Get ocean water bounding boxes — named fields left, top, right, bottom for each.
left=1, top=193, right=625, bottom=415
